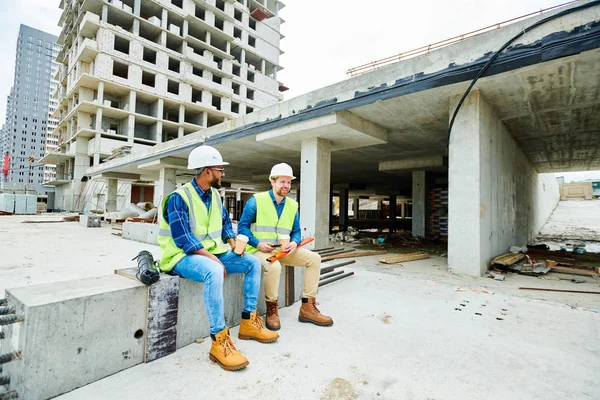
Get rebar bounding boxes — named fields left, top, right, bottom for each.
left=0, top=307, right=15, bottom=316
left=0, top=390, right=19, bottom=399
left=318, top=271, right=355, bottom=287
left=0, top=375, right=10, bottom=385
left=320, top=260, right=356, bottom=275
left=0, top=316, right=21, bottom=326
left=0, top=352, right=21, bottom=365
left=319, top=270, right=345, bottom=281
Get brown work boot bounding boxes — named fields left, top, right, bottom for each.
left=209, top=327, right=249, bottom=371
left=265, top=301, right=281, bottom=331
left=299, top=297, right=333, bottom=326
left=238, top=311, right=279, bottom=343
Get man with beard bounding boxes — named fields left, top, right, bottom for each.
left=158, top=145, right=278, bottom=371
left=238, top=163, right=333, bottom=331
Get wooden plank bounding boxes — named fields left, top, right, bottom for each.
left=322, top=250, right=387, bottom=262
left=549, top=266, right=598, bottom=277
left=115, top=267, right=139, bottom=281
left=145, top=276, right=179, bottom=362
left=519, top=287, right=600, bottom=294
left=285, top=265, right=295, bottom=307
left=379, top=253, right=429, bottom=264
left=491, top=253, right=525, bottom=266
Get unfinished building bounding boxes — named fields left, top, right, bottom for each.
left=40, top=0, right=285, bottom=211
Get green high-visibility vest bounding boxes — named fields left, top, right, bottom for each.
left=158, top=182, right=227, bottom=272
left=246, top=191, right=298, bottom=254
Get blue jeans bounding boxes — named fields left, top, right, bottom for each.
left=171, top=250, right=261, bottom=335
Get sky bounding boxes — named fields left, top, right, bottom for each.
left=0, top=0, right=597, bottom=180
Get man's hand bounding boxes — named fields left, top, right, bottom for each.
left=282, top=241, right=297, bottom=255
left=193, top=248, right=227, bottom=277
left=227, top=238, right=235, bottom=251
left=257, top=242, right=275, bottom=253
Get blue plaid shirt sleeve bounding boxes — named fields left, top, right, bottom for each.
left=166, top=193, right=203, bottom=253
left=291, top=212, right=301, bottom=245
left=221, top=203, right=235, bottom=243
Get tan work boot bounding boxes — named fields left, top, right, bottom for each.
left=299, top=297, right=333, bottom=326
left=209, top=327, right=249, bottom=371
left=238, top=311, right=279, bottom=343
left=265, top=301, right=281, bottom=331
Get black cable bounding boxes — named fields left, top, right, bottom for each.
left=447, top=0, right=600, bottom=149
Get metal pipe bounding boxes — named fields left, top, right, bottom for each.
left=318, top=248, right=355, bottom=257
left=0, top=307, right=15, bottom=316
left=0, top=316, right=22, bottom=326
left=320, top=260, right=355, bottom=275
left=0, top=352, right=21, bottom=365
left=318, top=271, right=355, bottom=287
left=314, top=247, right=334, bottom=253
left=0, top=390, right=19, bottom=399
left=320, top=270, right=345, bottom=281
left=0, top=375, right=10, bottom=385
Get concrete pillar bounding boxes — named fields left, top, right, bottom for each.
left=240, top=48, right=246, bottom=65
left=389, top=194, right=397, bottom=232
left=352, top=197, right=359, bottom=219
left=161, top=9, right=168, bottom=29
left=412, top=171, right=428, bottom=237
left=157, top=167, right=177, bottom=204
left=127, top=115, right=135, bottom=143
left=339, top=188, right=349, bottom=232
left=106, top=178, right=118, bottom=212
left=93, top=132, right=101, bottom=166
left=101, top=4, right=108, bottom=23
left=95, top=107, right=103, bottom=131
left=182, top=19, right=189, bottom=37
left=300, top=138, right=331, bottom=249
left=97, top=81, right=104, bottom=105
left=133, top=0, right=141, bottom=16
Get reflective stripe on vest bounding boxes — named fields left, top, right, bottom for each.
left=158, top=182, right=227, bottom=272
left=246, top=191, right=298, bottom=254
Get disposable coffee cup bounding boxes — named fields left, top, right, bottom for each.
left=234, top=234, right=248, bottom=255
left=279, top=235, right=290, bottom=247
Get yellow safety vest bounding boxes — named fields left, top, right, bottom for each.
left=158, top=182, right=227, bottom=272
left=246, top=191, right=298, bottom=254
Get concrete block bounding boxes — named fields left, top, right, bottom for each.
left=80, top=214, right=101, bottom=227
left=122, top=221, right=159, bottom=245
left=0, top=275, right=147, bottom=400
left=0, top=193, right=15, bottom=213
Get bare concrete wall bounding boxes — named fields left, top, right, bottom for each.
left=449, top=91, right=559, bottom=276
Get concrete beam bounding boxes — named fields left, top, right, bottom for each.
left=98, top=172, right=141, bottom=181
left=380, top=156, right=448, bottom=172
left=138, top=157, right=188, bottom=171
left=157, top=167, right=177, bottom=204
left=256, top=111, right=388, bottom=152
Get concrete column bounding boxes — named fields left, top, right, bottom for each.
left=206, top=31, right=211, bottom=46
left=93, top=132, right=101, bottom=166
left=127, top=115, right=135, bottom=143
left=182, top=19, right=189, bottom=38
left=157, top=167, right=177, bottom=204
left=300, top=137, right=331, bottom=249
left=106, top=178, right=118, bottom=212
left=101, top=4, right=108, bottom=23
left=339, top=188, right=349, bottom=232
left=161, top=9, right=168, bottom=29
left=261, top=59, right=266, bottom=74
left=133, top=0, right=141, bottom=16
left=95, top=107, right=103, bottom=131
left=240, top=48, right=246, bottom=65
left=412, top=171, right=428, bottom=237
left=389, top=194, right=397, bottom=232
left=97, top=81, right=105, bottom=104
left=352, top=197, right=359, bottom=219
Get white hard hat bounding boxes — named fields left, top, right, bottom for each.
left=187, top=145, right=229, bottom=170
left=269, top=163, right=296, bottom=181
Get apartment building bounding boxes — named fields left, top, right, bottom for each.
left=42, top=0, right=285, bottom=211
left=2, top=25, right=58, bottom=194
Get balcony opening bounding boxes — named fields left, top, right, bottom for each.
left=142, top=71, right=156, bottom=87
left=247, top=71, right=254, bottom=83
left=162, top=126, right=178, bottom=142
left=212, top=95, right=222, bottom=111
left=135, top=98, right=155, bottom=117
left=114, top=36, right=130, bottom=54
left=232, top=64, right=241, bottom=77
left=166, top=35, right=183, bottom=54
left=167, top=79, right=179, bottom=95
left=214, top=17, right=224, bottom=31
left=246, top=106, right=254, bottom=114
left=231, top=47, right=242, bottom=64
left=207, top=114, right=225, bottom=127
left=140, top=1, right=162, bottom=25
left=185, top=109, right=204, bottom=126
left=246, top=89, right=254, bottom=100
left=143, top=47, right=157, bottom=64
left=216, top=0, right=226, bottom=12
left=171, top=0, right=183, bottom=8
left=212, top=74, right=222, bottom=85
left=134, top=121, right=152, bottom=140
left=112, top=61, right=129, bottom=79
left=191, top=87, right=203, bottom=104
left=249, top=19, right=256, bottom=30
left=234, top=9, right=243, bottom=22
left=163, top=103, right=180, bottom=122
left=211, top=35, right=228, bottom=53
left=231, top=101, right=239, bottom=114
left=192, top=66, right=204, bottom=78
left=232, top=83, right=240, bottom=95
left=195, top=6, right=205, bottom=20
left=139, top=23, right=161, bottom=44
left=107, top=8, right=134, bottom=33
left=234, top=28, right=242, bottom=40
left=168, top=57, right=181, bottom=73
left=188, top=24, right=208, bottom=43
left=248, top=35, right=256, bottom=48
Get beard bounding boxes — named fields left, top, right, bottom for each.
left=275, top=187, right=289, bottom=197
left=210, top=175, right=222, bottom=189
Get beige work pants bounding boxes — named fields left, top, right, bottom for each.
left=252, top=247, right=321, bottom=301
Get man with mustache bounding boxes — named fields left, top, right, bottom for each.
left=158, top=145, right=278, bottom=371
left=238, top=163, right=333, bottom=331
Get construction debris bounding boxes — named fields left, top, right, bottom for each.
left=379, top=253, right=429, bottom=264
left=321, top=250, right=387, bottom=262
left=519, top=287, right=600, bottom=295
left=105, top=145, right=132, bottom=161
left=491, top=253, right=525, bottom=266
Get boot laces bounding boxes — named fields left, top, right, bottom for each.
left=310, top=301, right=322, bottom=314
left=221, top=335, right=237, bottom=357
left=268, top=303, right=279, bottom=316
left=252, top=314, right=265, bottom=329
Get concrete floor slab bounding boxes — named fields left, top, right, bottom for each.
left=538, top=200, right=600, bottom=242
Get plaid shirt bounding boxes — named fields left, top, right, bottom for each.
left=164, top=179, right=235, bottom=254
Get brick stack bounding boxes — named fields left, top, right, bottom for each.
left=428, top=187, right=448, bottom=237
